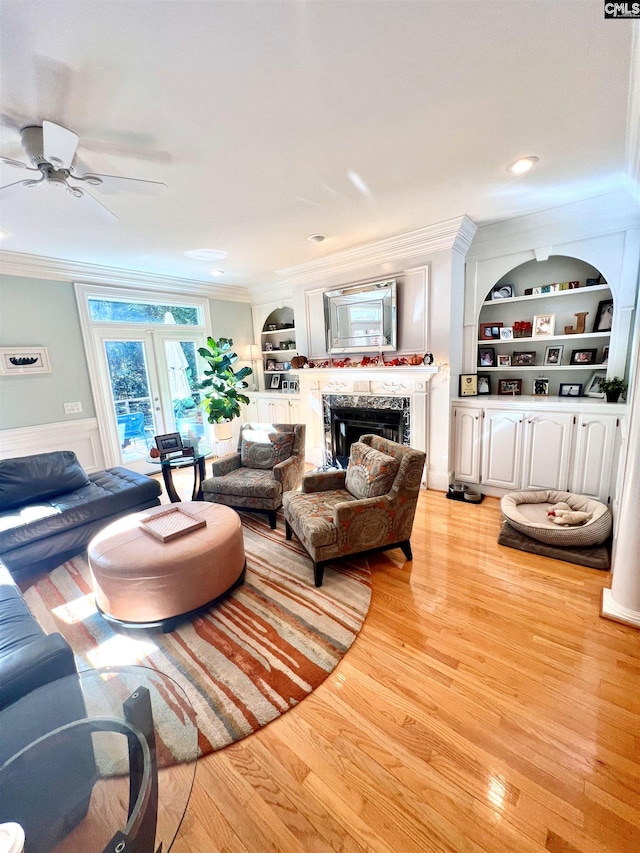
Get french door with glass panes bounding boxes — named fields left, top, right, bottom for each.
left=94, top=328, right=207, bottom=473
left=75, top=285, right=212, bottom=475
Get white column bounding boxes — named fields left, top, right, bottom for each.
left=601, top=332, right=640, bottom=628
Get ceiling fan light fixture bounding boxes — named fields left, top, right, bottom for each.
left=184, top=248, right=228, bottom=261
left=507, top=156, right=539, bottom=175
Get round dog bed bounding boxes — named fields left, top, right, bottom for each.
left=500, top=490, right=612, bottom=546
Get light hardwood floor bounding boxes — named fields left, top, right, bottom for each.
left=159, top=475, right=640, bottom=853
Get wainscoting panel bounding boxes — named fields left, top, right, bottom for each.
left=0, top=418, right=106, bottom=472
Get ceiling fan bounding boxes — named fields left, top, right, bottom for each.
left=0, top=120, right=166, bottom=222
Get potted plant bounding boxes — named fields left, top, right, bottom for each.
left=597, top=376, right=627, bottom=403
left=197, top=337, right=252, bottom=440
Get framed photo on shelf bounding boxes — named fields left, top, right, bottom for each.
left=478, top=322, right=503, bottom=341
left=477, top=375, right=491, bottom=395
left=478, top=347, right=496, bottom=367
left=544, top=345, right=563, bottom=366
left=592, top=299, right=613, bottom=332
left=533, top=377, right=550, bottom=396
left=559, top=383, right=583, bottom=398
left=459, top=374, right=478, bottom=397
left=490, top=284, right=514, bottom=300
left=498, top=378, right=522, bottom=396
left=584, top=371, right=606, bottom=398
left=532, top=314, right=555, bottom=337
left=513, top=351, right=536, bottom=366
left=265, top=358, right=277, bottom=371
left=264, top=341, right=273, bottom=352
left=602, top=345, right=609, bottom=364
left=570, top=348, right=597, bottom=365
left=269, top=373, right=281, bottom=390
left=497, top=354, right=512, bottom=367
left=499, top=327, right=514, bottom=340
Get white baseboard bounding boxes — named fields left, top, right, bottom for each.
left=601, top=589, right=640, bottom=629
left=0, top=418, right=105, bottom=472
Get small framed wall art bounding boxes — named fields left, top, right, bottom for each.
left=477, top=375, right=491, bottom=395
left=479, top=322, right=503, bottom=341
left=0, top=346, right=51, bottom=375
left=533, top=377, right=550, bottom=396
left=584, top=371, right=606, bottom=398
left=498, top=378, right=522, bottom=396
left=459, top=374, right=478, bottom=397
left=559, top=383, right=583, bottom=397
left=570, top=348, right=597, bottom=365
left=490, top=284, right=514, bottom=300
left=544, top=345, right=563, bottom=366
left=532, top=314, right=555, bottom=337
left=592, top=300, right=613, bottom=332
left=513, top=351, right=536, bottom=366
left=478, top=347, right=496, bottom=367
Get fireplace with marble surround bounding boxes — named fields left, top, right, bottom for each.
left=323, top=394, right=410, bottom=468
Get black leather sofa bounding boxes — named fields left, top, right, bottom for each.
left=0, top=561, right=97, bottom=852
left=0, top=450, right=162, bottom=581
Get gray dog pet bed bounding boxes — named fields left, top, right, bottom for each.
left=498, top=521, right=610, bottom=570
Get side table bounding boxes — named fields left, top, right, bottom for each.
left=148, top=450, right=209, bottom=503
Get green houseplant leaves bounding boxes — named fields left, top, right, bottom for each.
left=197, top=337, right=252, bottom=424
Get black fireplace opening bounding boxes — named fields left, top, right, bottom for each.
left=331, top=407, right=403, bottom=468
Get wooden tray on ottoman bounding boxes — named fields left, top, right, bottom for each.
left=140, top=506, right=206, bottom=542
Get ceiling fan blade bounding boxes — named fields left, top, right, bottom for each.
left=74, top=172, right=167, bottom=196
left=0, top=156, right=38, bottom=171
left=0, top=178, right=40, bottom=198
left=43, top=120, right=79, bottom=169
left=70, top=186, right=119, bottom=223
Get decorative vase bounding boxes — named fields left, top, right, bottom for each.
left=606, top=390, right=621, bottom=403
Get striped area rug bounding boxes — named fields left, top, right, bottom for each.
left=23, top=514, right=371, bottom=760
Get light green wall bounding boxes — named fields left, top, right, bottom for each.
left=0, top=275, right=96, bottom=430
left=0, top=274, right=254, bottom=431
left=209, top=298, right=253, bottom=348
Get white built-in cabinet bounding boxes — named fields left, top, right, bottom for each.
left=571, top=413, right=618, bottom=499
left=244, top=393, right=301, bottom=425
left=452, top=401, right=623, bottom=503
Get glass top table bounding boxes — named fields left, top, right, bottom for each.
left=147, top=446, right=212, bottom=503
left=0, top=665, right=197, bottom=853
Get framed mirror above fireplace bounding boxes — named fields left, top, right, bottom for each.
left=324, top=279, right=397, bottom=354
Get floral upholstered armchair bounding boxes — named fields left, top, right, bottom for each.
left=282, top=434, right=426, bottom=587
left=202, top=423, right=305, bottom=528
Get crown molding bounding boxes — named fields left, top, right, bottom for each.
left=247, top=278, right=293, bottom=305
left=467, top=190, right=640, bottom=261
left=276, top=215, right=477, bottom=286
left=0, top=250, right=251, bottom=302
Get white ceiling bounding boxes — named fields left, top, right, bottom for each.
left=0, top=1, right=637, bottom=289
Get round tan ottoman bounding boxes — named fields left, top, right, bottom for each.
left=88, top=501, right=245, bottom=631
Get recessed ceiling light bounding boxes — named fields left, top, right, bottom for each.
left=184, top=248, right=228, bottom=261
left=308, top=234, right=326, bottom=243
left=210, top=269, right=224, bottom=276
left=506, top=156, right=539, bottom=175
